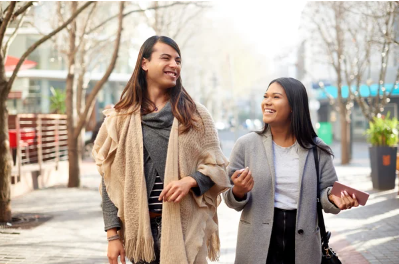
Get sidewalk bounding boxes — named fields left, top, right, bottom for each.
left=322, top=163, right=399, bottom=264
left=0, top=186, right=108, bottom=263
left=1, top=156, right=398, bottom=264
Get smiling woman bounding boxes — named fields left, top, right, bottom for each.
left=223, top=77, right=360, bottom=264
left=92, top=36, right=230, bottom=264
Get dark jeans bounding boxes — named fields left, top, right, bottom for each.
left=266, top=208, right=297, bottom=264
left=133, top=216, right=162, bottom=264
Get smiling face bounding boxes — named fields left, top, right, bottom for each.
left=261, top=82, right=292, bottom=127
left=142, top=42, right=181, bottom=90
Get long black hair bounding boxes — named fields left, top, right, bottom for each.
left=257, top=77, right=333, bottom=156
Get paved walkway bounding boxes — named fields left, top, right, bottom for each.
left=1, top=142, right=398, bottom=264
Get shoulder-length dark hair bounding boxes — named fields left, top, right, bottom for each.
left=114, top=35, right=197, bottom=134
left=257, top=77, right=333, bottom=156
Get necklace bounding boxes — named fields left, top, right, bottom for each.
left=154, top=101, right=167, bottom=112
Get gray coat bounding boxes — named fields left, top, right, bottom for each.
left=223, top=130, right=340, bottom=264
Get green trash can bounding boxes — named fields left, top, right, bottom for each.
left=317, top=122, right=333, bottom=145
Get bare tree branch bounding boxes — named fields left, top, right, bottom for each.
left=6, top=1, right=95, bottom=94
left=12, top=1, right=33, bottom=20
left=76, top=40, right=86, bottom=117
left=73, top=3, right=97, bottom=57
left=56, top=2, right=66, bottom=32
left=173, top=6, right=206, bottom=40
left=3, top=3, right=11, bottom=15
left=86, top=2, right=193, bottom=35
left=74, top=1, right=125, bottom=139
left=3, top=10, right=26, bottom=59
left=305, top=6, right=339, bottom=73
left=0, top=2, right=16, bottom=50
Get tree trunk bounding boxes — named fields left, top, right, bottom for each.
left=335, top=2, right=350, bottom=165
left=67, top=136, right=81, bottom=188
left=340, top=113, right=350, bottom=164
left=66, top=2, right=79, bottom=187
left=0, top=91, right=12, bottom=222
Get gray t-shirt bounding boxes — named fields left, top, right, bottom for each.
left=272, top=141, right=299, bottom=210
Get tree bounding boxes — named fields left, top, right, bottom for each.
left=0, top=1, right=94, bottom=222
left=52, top=2, right=125, bottom=187
left=139, top=1, right=210, bottom=48
left=351, top=2, right=399, bottom=122
left=303, top=2, right=352, bottom=164
left=302, top=1, right=399, bottom=164
left=52, top=2, right=199, bottom=188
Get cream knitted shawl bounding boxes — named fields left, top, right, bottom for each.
left=92, top=103, right=230, bottom=264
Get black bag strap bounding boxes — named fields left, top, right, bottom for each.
left=313, top=146, right=329, bottom=248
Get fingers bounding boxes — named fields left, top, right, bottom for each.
left=174, top=193, right=185, bottom=203
left=344, top=191, right=356, bottom=207
left=340, top=191, right=358, bottom=209
left=167, top=189, right=181, bottom=202
left=231, top=168, right=245, bottom=179
left=232, top=168, right=250, bottom=184
left=108, top=241, right=125, bottom=264
left=352, top=194, right=359, bottom=207
left=108, top=254, right=118, bottom=264
left=120, top=250, right=126, bottom=264
left=159, top=183, right=172, bottom=201
left=232, top=167, right=250, bottom=181
left=241, top=171, right=253, bottom=187
left=239, top=167, right=250, bottom=181
left=248, top=177, right=255, bottom=191
left=161, top=180, right=191, bottom=202
left=107, top=248, right=118, bottom=264
left=340, top=192, right=350, bottom=209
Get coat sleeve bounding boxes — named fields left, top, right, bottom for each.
left=101, top=177, right=121, bottom=231
left=318, top=145, right=341, bottom=215
left=223, top=138, right=251, bottom=211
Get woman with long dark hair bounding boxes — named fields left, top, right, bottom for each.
left=93, top=36, right=230, bottom=264
left=223, top=77, right=359, bottom=264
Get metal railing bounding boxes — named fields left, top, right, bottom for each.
left=9, top=114, right=68, bottom=177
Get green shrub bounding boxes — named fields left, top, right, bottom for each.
left=50, top=87, right=66, bottom=114
left=365, top=112, right=399, bottom=147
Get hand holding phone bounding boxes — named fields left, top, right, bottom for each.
left=330, top=181, right=369, bottom=206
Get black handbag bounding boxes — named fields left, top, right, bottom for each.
left=313, top=147, right=342, bottom=264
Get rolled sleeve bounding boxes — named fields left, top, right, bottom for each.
left=321, top=187, right=340, bottom=214
left=190, top=171, right=215, bottom=196
left=223, top=188, right=250, bottom=212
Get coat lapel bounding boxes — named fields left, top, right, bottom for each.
left=297, top=143, right=311, bottom=209
left=297, top=146, right=309, bottom=189
left=262, top=129, right=276, bottom=197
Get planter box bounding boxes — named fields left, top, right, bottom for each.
left=369, top=146, right=397, bottom=190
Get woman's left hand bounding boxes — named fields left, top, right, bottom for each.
left=328, top=191, right=359, bottom=210
left=159, top=177, right=197, bottom=203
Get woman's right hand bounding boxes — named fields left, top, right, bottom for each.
left=231, top=167, right=254, bottom=200
left=107, top=237, right=126, bottom=264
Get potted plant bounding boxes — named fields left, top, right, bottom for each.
left=365, top=112, right=399, bottom=190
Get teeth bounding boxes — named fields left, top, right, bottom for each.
left=166, top=72, right=176, bottom=77
left=265, top=109, right=275, bottom=113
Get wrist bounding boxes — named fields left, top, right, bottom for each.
left=185, top=176, right=198, bottom=188
left=106, top=228, right=118, bottom=237
left=232, top=187, right=246, bottom=200
left=107, top=234, right=120, bottom=242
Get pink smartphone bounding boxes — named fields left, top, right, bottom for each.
left=330, top=181, right=369, bottom=206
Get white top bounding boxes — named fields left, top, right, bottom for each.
left=272, top=140, right=300, bottom=210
